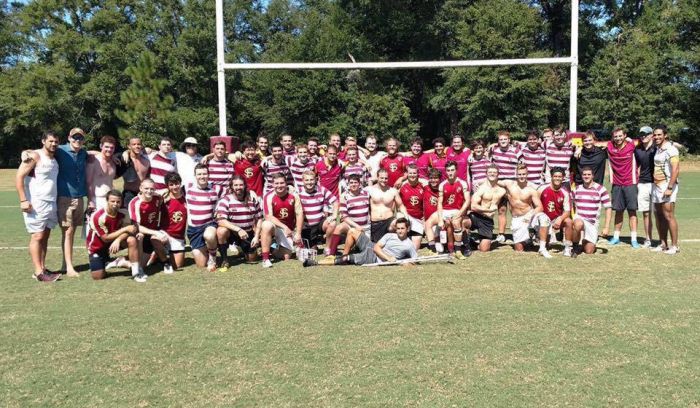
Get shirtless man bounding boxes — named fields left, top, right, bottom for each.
left=497, top=164, right=549, bottom=257
left=367, top=168, right=408, bottom=243
left=120, top=137, right=151, bottom=208
left=86, top=136, right=118, bottom=214
left=467, top=164, right=507, bottom=252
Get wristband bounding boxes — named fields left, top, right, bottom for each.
left=20, top=200, right=28, bottom=203
left=667, top=186, right=674, bottom=191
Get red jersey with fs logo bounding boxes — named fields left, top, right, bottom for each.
left=399, top=182, right=425, bottom=219
left=423, top=186, right=440, bottom=219
left=263, top=192, right=297, bottom=230
left=380, top=154, right=406, bottom=187
left=128, top=195, right=163, bottom=229
left=161, top=195, right=188, bottom=239
left=440, top=179, right=468, bottom=210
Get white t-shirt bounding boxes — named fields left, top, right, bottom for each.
left=170, top=151, right=202, bottom=187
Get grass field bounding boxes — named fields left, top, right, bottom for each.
left=1, top=167, right=699, bottom=407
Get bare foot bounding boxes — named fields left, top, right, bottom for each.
left=66, top=270, right=80, bottom=278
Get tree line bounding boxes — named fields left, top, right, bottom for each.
left=1, top=0, right=698, bottom=166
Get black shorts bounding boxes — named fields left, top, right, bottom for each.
left=371, top=217, right=394, bottom=243
left=88, top=249, right=111, bottom=272
left=228, top=229, right=256, bottom=254
left=301, top=223, right=325, bottom=247
left=142, top=236, right=154, bottom=254
left=612, top=185, right=638, bottom=211
left=469, top=213, right=495, bottom=239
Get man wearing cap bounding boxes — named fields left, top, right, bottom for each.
left=55, top=128, right=88, bottom=277
left=635, top=126, right=656, bottom=247
left=172, top=137, right=202, bottom=187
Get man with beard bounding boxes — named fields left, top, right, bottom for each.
left=380, top=137, right=407, bottom=189
left=261, top=173, right=304, bottom=268
left=216, top=175, right=263, bottom=270
left=398, top=164, right=426, bottom=250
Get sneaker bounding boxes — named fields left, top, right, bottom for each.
left=426, top=249, right=441, bottom=257
left=106, top=256, right=126, bottom=271
left=228, top=244, right=240, bottom=257
left=33, top=271, right=61, bottom=282
left=217, top=260, right=229, bottom=273
left=562, top=247, right=572, bottom=257
left=453, top=251, right=466, bottom=260
left=608, top=237, right=620, bottom=245
left=651, top=245, right=667, bottom=252
left=630, top=240, right=641, bottom=249
left=302, top=259, right=318, bottom=268
left=641, top=239, right=652, bottom=248
left=461, top=245, right=472, bottom=257
left=495, top=234, right=506, bottom=244
left=206, top=256, right=217, bottom=272
left=539, top=249, right=553, bottom=259
left=262, top=259, right=273, bottom=268
left=434, top=243, right=444, bottom=253
left=133, top=272, right=148, bottom=283
left=163, top=263, right=174, bottom=275
left=664, top=246, right=678, bottom=255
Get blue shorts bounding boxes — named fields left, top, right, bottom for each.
left=88, top=249, right=111, bottom=272
left=187, top=222, right=216, bottom=250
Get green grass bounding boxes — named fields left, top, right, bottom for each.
left=1, top=170, right=700, bottom=406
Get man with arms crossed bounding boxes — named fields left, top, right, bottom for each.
left=87, top=190, right=142, bottom=281
left=437, top=161, right=471, bottom=259
left=468, top=164, right=507, bottom=252
left=261, top=173, right=304, bottom=268
left=367, top=168, right=408, bottom=243
left=216, top=175, right=263, bottom=270
left=572, top=167, right=612, bottom=255
left=17, top=131, right=61, bottom=282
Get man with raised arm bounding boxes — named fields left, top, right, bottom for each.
left=16, top=131, right=61, bottom=282
left=260, top=173, right=304, bottom=268
left=216, top=175, right=263, bottom=270
left=468, top=164, right=507, bottom=252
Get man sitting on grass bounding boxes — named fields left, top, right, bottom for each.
left=303, top=218, right=417, bottom=267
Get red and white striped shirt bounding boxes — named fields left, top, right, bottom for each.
left=468, top=155, right=491, bottom=190
left=216, top=192, right=262, bottom=231
left=544, top=141, right=574, bottom=180
left=262, top=157, right=292, bottom=193
left=491, top=145, right=520, bottom=179
left=298, top=186, right=337, bottom=227
left=128, top=195, right=163, bottom=229
left=573, top=182, right=611, bottom=223
left=340, top=189, right=370, bottom=229
left=184, top=182, right=222, bottom=227
left=207, top=158, right=235, bottom=188
left=286, top=156, right=314, bottom=190
left=518, top=146, right=547, bottom=186
left=149, top=152, right=176, bottom=190
left=342, top=162, right=369, bottom=186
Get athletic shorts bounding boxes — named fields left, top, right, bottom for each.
left=652, top=182, right=678, bottom=204
left=187, top=222, right=217, bottom=250
left=511, top=212, right=534, bottom=244
left=23, top=200, right=58, bottom=234
left=274, top=227, right=295, bottom=251
left=301, top=223, right=325, bottom=247
left=371, top=217, right=394, bottom=243
left=227, top=230, right=255, bottom=254
left=142, top=236, right=155, bottom=254
left=57, top=196, right=85, bottom=228
left=469, top=213, right=494, bottom=239
left=636, top=182, right=653, bottom=212
left=574, top=215, right=599, bottom=243
left=611, top=184, right=638, bottom=211
left=168, top=236, right=186, bottom=252
left=350, top=232, right=378, bottom=265
left=88, top=249, right=111, bottom=272
left=441, top=209, right=461, bottom=221
left=406, top=214, right=424, bottom=236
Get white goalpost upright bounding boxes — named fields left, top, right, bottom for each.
left=215, top=0, right=579, bottom=136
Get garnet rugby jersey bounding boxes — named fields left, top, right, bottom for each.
left=446, top=147, right=471, bottom=183
left=340, top=190, right=370, bottom=229
left=87, top=208, right=125, bottom=254
left=128, top=194, right=163, bottom=229
left=428, top=153, right=448, bottom=179
left=161, top=195, right=187, bottom=239
left=216, top=192, right=262, bottom=231
left=518, top=145, right=546, bottom=186
left=184, top=182, right=222, bottom=227
left=404, top=153, right=430, bottom=180
left=263, top=192, right=297, bottom=230
left=399, top=182, right=425, bottom=219
left=439, top=179, right=468, bottom=210
left=380, top=154, right=406, bottom=187
left=207, top=158, right=235, bottom=188
left=539, top=186, right=571, bottom=221
left=234, top=157, right=264, bottom=196
left=606, top=140, right=637, bottom=186
left=491, top=145, right=520, bottom=180
left=315, top=159, right=342, bottom=197
left=423, top=186, right=440, bottom=219
left=573, top=183, right=611, bottom=223
left=149, top=152, right=176, bottom=191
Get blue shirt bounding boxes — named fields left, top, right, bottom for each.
left=55, top=143, right=87, bottom=198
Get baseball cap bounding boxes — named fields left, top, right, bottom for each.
left=180, top=137, right=199, bottom=149
left=69, top=127, right=85, bottom=138
left=639, top=126, right=653, bottom=135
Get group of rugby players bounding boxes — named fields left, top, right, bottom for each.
left=17, top=124, right=681, bottom=283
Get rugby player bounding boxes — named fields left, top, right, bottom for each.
left=437, top=161, right=471, bottom=258
left=468, top=164, right=507, bottom=252
left=571, top=167, right=612, bottom=255
left=128, top=178, right=170, bottom=276
left=216, top=175, right=263, bottom=269
left=185, top=164, right=223, bottom=271
left=261, top=173, right=304, bottom=268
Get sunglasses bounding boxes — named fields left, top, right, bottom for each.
left=71, top=135, right=85, bottom=141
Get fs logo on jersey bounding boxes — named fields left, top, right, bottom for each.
left=171, top=211, right=183, bottom=223
left=279, top=208, right=289, bottom=219
left=547, top=202, right=556, bottom=213
left=447, top=194, right=455, bottom=205
left=430, top=196, right=438, bottom=206
left=244, top=167, right=254, bottom=178
left=409, top=196, right=420, bottom=206
left=148, top=212, right=158, bottom=224
left=389, top=163, right=398, bottom=172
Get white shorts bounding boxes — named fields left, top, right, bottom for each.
left=274, top=227, right=295, bottom=251
left=23, top=200, right=58, bottom=234
left=510, top=212, right=546, bottom=244
left=637, top=182, right=653, bottom=212
left=167, top=236, right=186, bottom=252
left=442, top=209, right=461, bottom=221
left=406, top=214, right=425, bottom=235
left=574, top=215, right=599, bottom=243
left=652, top=183, right=678, bottom=204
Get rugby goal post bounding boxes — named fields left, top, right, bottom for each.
left=214, top=0, right=579, bottom=136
